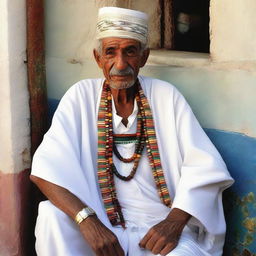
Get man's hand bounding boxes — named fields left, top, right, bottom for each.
left=79, top=216, right=125, bottom=256
left=139, top=208, right=191, bottom=256
left=30, top=176, right=124, bottom=256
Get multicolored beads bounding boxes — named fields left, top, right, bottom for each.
left=97, top=81, right=172, bottom=228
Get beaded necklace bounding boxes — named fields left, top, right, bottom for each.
left=112, top=98, right=145, bottom=166
left=113, top=134, right=137, bottom=145
left=97, top=81, right=172, bottom=227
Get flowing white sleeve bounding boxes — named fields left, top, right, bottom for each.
left=31, top=83, right=97, bottom=204
left=171, top=89, right=234, bottom=235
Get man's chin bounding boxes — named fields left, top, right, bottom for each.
left=109, top=80, right=135, bottom=90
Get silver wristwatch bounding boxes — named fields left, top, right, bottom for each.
left=75, top=207, right=96, bottom=225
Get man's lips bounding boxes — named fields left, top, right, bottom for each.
left=110, top=75, right=132, bottom=80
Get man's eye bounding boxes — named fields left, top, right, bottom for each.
left=105, top=49, right=115, bottom=56
left=126, top=48, right=139, bottom=57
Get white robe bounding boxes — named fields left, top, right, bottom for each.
left=32, top=76, right=234, bottom=255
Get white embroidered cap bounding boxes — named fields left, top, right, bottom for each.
left=96, top=7, right=148, bottom=45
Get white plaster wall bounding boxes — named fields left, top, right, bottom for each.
left=0, top=0, right=13, bottom=173
left=140, top=65, right=256, bottom=137
left=211, top=0, right=256, bottom=61
left=0, top=0, right=30, bottom=174
left=45, top=0, right=161, bottom=63
left=45, top=0, right=98, bottom=61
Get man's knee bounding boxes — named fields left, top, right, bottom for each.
left=36, top=200, right=76, bottom=233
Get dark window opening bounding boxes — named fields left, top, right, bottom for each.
left=160, top=0, right=210, bottom=53
left=173, top=0, right=210, bottom=53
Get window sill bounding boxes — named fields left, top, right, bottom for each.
left=147, top=49, right=210, bottom=68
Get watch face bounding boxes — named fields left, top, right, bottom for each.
left=75, top=207, right=95, bottom=224
left=86, top=207, right=95, bottom=215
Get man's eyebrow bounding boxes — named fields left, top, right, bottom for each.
left=104, top=46, right=117, bottom=51
left=125, top=45, right=138, bottom=50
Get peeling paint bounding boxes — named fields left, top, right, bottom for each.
left=224, top=191, right=256, bottom=255
left=210, top=129, right=256, bottom=254
left=67, top=58, right=83, bottom=65
left=242, top=248, right=255, bottom=256
left=22, top=148, right=31, bottom=165
left=243, top=217, right=256, bottom=233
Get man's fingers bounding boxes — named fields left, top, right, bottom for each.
left=104, top=235, right=124, bottom=256
left=144, top=234, right=159, bottom=251
left=160, top=242, right=177, bottom=256
left=139, top=229, right=153, bottom=248
left=113, top=239, right=125, bottom=256
left=114, top=247, right=125, bottom=256
left=94, top=240, right=124, bottom=256
left=80, top=217, right=125, bottom=255
left=151, top=237, right=166, bottom=254
left=105, top=244, right=120, bottom=256
left=105, top=234, right=124, bottom=256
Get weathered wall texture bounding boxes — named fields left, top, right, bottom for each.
left=45, top=0, right=161, bottom=64
left=210, top=0, right=256, bottom=61
left=141, top=65, right=256, bottom=138
left=0, top=0, right=15, bottom=174
left=0, top=0, right=30, bottom=255
left=0, top=0, right=30, bottom=175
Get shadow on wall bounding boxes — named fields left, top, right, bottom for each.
left=48, top=99, right=256, bottom=255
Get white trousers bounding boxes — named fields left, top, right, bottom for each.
left=35, top=201, right=210, bottom=256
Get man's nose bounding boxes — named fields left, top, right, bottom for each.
left=114, top=53, right=128, bottom=71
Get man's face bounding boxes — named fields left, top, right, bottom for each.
left=94, top=37, right=149, bottom=89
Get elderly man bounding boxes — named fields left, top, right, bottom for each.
left=31, top=7, right=233, bottom=256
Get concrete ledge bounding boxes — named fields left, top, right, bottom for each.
left=147, top=50, right=256, bottom=72
left=147, top=50, right=210, bottom=67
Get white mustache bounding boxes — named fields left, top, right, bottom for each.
left=109, top=66, right=134, bottom=76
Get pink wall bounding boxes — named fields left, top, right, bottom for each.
left=0, top=169, right=31, bottom=255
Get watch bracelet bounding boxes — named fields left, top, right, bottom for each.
left=75, top=207, right=96, bottom=225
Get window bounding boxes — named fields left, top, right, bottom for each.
left=160, top=0, right=210, bottom=53
left=172, top=0, right=210, bottom=53
left=112, top=0, right=210, bottom=53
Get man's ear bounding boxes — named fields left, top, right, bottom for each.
left=139, top=48, right=150, bottom=68
left=93, top=49, right=103, bottom=69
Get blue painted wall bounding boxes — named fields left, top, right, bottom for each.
left=205, top=129, right=256, bottom=255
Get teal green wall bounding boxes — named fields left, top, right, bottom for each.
left=141, top=65, right=256, bottom=138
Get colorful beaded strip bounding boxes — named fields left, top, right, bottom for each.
left=113, top=134, right=137, bottom=144
left=97, top=81, right=172, bottom=228
left=137, top=86, right=172, bottom=207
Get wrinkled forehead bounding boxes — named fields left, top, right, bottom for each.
left=101, top=37, right=141, bottom=49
